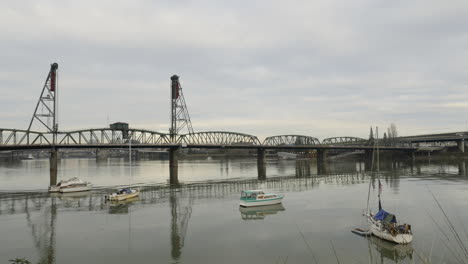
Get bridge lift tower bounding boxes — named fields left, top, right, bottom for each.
left=27, top=63, right=59, bottom=139
left=27, top=63, right=60, bottom=186
left=170, top=75, right=194, bottom=141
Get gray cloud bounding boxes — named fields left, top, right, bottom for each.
left=1, top=0, right=468, bottom=140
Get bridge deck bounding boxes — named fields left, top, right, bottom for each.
left=0, top=144, right=417, bottom=151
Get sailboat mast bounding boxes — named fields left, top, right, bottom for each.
left=129, top=134, right=132, bottom=182
left=366, top=126, right=376, bottom=214
left=376, top=127, right=382, bottom=211
left=376, top=127, right=379, bottom=172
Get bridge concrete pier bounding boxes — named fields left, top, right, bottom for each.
left=317, top=149, right=328, bottom=175
left=296, top=160, right=312, bottom=177
left=257, top=149, right=266, bottom=180
left=169, top=148, right=179, bottom=185
left=363, top=149, right=374, bottom=171
left=459, top=160, right=467, bottom=176
left=458, top=139, right=465, bottom=153
left=96, top=149, right=109, bottom=160
left=49, top=149, right=58, bottom=186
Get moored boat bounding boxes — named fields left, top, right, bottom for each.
left=106, top=188, right=140, bottom=201
left=362, top=127, right=413, bottom=244
left=48, top=177, right=92, bottom=193
left=239, top=190, right=283, bottom=207
left=366, top=210, right=413, bottom=244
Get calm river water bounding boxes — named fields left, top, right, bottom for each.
left=1, top=157, right=468, bottom=263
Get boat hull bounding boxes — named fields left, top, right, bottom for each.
left=59, top=185, right=91, bottom=193
left=239, top=196, right=283, bottom=207
left=368, top=217, right=413, bottom=244
left=48, top=186, right=61, bottom=193
left=109, top=190, right=140, bottom=201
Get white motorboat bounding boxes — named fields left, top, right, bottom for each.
left=106, top=188, right=140, bottom=201
left=366, top=210, right=413, bottom=244
left=239, top=190, right=284, bottom=207
left=49, top=177, right=92, bottom=193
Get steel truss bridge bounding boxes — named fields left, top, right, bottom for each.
left=0, top=128, right=418, bottom=152
left=0, top=63, right=418, bottom=152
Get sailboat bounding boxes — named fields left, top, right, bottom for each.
left=106, top=138, right=140, bottom=201
left=364, top=127, right=413, bottom=244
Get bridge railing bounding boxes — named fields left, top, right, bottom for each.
left=176, top=131, right=261, bottom=145
left=321, top=137, right=368, bottom=145
left=263, top=135, right=321, bottom=146
left=0, top=129, right=265, bottom=147
left=0, top=129, right=52, bottom=146
left=0, top=128, right=172, bottom=146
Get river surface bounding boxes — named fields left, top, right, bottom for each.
left=1, top=157, right=468, bottom=263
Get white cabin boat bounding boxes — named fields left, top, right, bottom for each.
left=239, top=190, right=284, bottom=207
left=106, top=188, right=140, bottom=201
left=366, top=210, right=413, bottom=244
left=49, top=177, right=92, bottom=193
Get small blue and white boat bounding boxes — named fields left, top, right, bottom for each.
left=239, top=190, right=284, bottom=207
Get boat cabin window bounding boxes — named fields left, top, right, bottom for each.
left=241, top=192, right=259, bottom=199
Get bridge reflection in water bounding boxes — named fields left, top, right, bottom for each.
left=1, top=158, right=467, bottom=263
left=0, top=171, right=370, bottom=263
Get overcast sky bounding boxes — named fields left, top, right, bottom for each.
left=1, top=0, right=468, bottom=141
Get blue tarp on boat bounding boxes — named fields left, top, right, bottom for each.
left=373, top=209, right=396, bottom=223
left=118, top=188, right=131, bottom=194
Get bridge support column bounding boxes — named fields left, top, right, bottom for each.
left=96, top=149, right=109, bottom=161
left=317, top=149, right=328, bottom=175
left=459, top=160, right=467, bottom=176
left=50, top=149, right=58, bottom=186
left=296, top=160, right=312, bottom=177
left=257, top=148, right=266, bottom=180
left=364, top=149, right=373, bottom=171
left=458, top=139, right=465, bottom=153
left=169, top=147, right=179, bottom=185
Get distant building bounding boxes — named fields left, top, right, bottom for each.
left=110, top=122, right=129, bottom=130
left=110, top=122, right=129, bottom=139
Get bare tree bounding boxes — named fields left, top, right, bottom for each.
left=388, top=123, right=398, bottom=139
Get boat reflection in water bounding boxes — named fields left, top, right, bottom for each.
left=50, top=190, right=91, bottom=198
left=239, top=203, right=285, bottom=220
left=368, top=235, right=414, bottom=263
left=108, top=197, right=140, bottom=214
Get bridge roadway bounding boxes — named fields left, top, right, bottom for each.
left=0, top=127, right=419, bottom=186
left=0, top=143, right=416, bottom=151
left=399, top=131, right=468, bottom=143
left=399, top=131, right=468, bottom=153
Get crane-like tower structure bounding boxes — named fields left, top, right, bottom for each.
left=28, top=63, right=59, bottom=143
left=170, top=75, right=194, bottom=141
